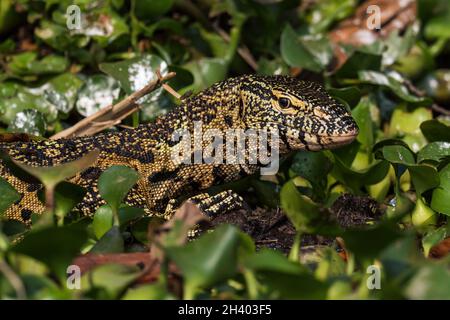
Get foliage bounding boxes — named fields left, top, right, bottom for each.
left=0, top=0, right=450, bottom=300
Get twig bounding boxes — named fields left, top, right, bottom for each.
left=156, top=70, right=182, bottom=100
left=175, top=0, right=259, bottom=71
left=403, top=78, right=450, bottom=116
left=0, top=259, right=27, bottom=300
left=431, top=104, right=450, bottom=116
left=50, top=71, right=176, bottom=140
left=214, top=26, right=259, bottom=71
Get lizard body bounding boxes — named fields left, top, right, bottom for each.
left=0, top=75, right=358, bottom=223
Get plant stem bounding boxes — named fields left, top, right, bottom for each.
left=243, top=269, right=258, bottom=299
left=288, top=232, right=302, bottom=262
left=0, top=258, right=26, bottom=300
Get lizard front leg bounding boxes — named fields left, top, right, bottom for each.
left=163, top=190, right=247, bottom=220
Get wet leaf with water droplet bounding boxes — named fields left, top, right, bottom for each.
left=75, top=75, right=120, bottom=117
left=8, top=109, right=46, bottom=136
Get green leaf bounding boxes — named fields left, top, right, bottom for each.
left=184, top=58, right=228, bottom=92
left=332, top=155, right=390, bottom=190
left=134, top=0, right=175, bottom=20
left=260, top=271, right=328, bottom=299
left=81, top=264, right=140, bottom=298
left=35, top=20, right=88, bottom=51
left=424, top=13, right=450, bottom=39
left=420, top=70, right=450, bottom=104
left=100, top=54, right=167, bottom=99
left=2, top=219, right=27, bottom=237
left=72, top=7, right=129, bottom=48
left=92, top=205, right=113, bottom=239
left=382, top=28, right=416, bottom=67
left=53, top=182, right=86, bottom=222
left=8, top=110, right=46, bottom=136
left=343, top=223, right=404, bottom=261
left=122, top=283, right=175, bottom=300
left=417, top=142, right=450, bottom=163
left=351, top=97, right=375, bottom=149
left=165, top=224, right=242, bottom=299
left=404, top=264, right=450, bottom=299
left=335, top=51, right=382, bottom=79
left=14, top=150, right=100, bottom=190
left=291, top=151, right=332, bottom=184
left=389, top=106, right=433, bottom=152
left=382, top=145, right=416, bottom=165
left=11, top=225, right=88, bottom=279
left=98, top=166, right=140, bottom=211
left=90, top=226, right=124, bottom=254
left=359, top=71, right=431, bottom=105
left=45, top=73, right=84, bottom=114
left=431, top=163, right=450, bottom=215
left=420, top=120, right=450, bottom=142
left=250, top=180, right=279, bottom=208
left=280, top=180, right=320, bottom=233
left=242, top=249, right=306, bottom=274
left=281, top=24, right=332, bottom=72
left=166, top=66, right=194, bottom=92
left=328, top=86, right=361, bottom=109
left=0, top=83, right=58, bottom=125
left=379, top=236, right=419, bottom=279
left=290, top=151, right=332, bottom=201
left=118, top=206, right=146, bottom=226
left=422, top=226, right=447, bottom=257
left=0, top=177, right=20, bottom=215
left=7, top=52, right=68, bottom=78
left=280, top=180, right=340, bottom=235
left=303, top=0, right=356, bottom=34
left=75, top=75, right=120, bottom=117
left=408, top=165, right=440, bottom=195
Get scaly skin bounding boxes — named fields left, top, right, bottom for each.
left=0, top=75, right=358, bottom=223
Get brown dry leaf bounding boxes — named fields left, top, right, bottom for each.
left=329, top=0, right=416, bottom=70
left=429, top=237, right=450, bottom=259
left=71, top=201, right=209, bottom=285
left=149, top=201, right=210, bottom=261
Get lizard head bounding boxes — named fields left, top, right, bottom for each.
left=240, top=75, right=359, bottom=152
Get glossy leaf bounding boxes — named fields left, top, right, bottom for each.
left=81, top=264, right=140, bottom=298
left=98, top=165, right=140, bottom=211
left=417, top=142, right=450, bottom=163
left=343, top=223, right=404, bottom=261
left=13, top=150, right=100, bottom=189
left=11, top=225, right=88, bottom=279
left=90, top=226, right=124, bottom=254
left=281, top=24, right=332, bottom=72
left=92, top=205, right=114, bottom=239
left=420, top=120, right=450, bottom=142
left=75, top=75, right=120, bottom=117
left=165, top=225, right=242, bottom=299
left=0, top=177, right=20, bottom=215
left=431, top=163, right=450, bottom=215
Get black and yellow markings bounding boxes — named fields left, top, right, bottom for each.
left=0, top=74, right=357, bottom=223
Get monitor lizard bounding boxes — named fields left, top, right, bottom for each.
left=0, top=75, right=358, bottom=223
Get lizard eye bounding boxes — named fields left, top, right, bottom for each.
left=278, top=97, right=291, bottom=109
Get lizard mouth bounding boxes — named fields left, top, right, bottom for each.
left=316, top=128, right=359, bottom=149
left=289, top=127, right=359, bottom=151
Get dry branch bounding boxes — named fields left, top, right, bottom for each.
left=71, top=202, right=207, bottom=285
left=50, top=71, right=176, bottom=140
left=328, top=0, right=416, bottom=71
